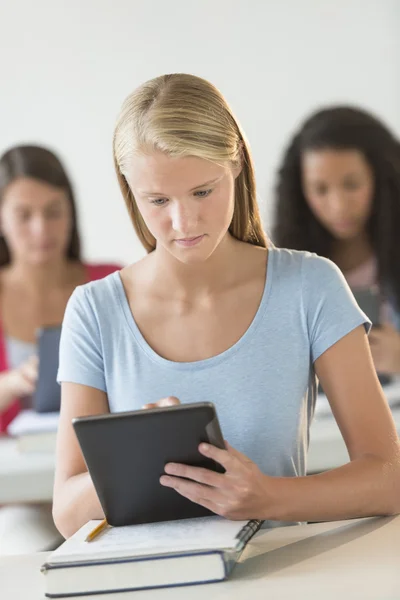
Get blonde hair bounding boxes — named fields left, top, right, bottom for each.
left=113, top=73, right=267, bottom=252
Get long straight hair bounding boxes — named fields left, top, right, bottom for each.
left=0, top=145, right=81, bottom=266
left=113, top=73, right=267, bottom=252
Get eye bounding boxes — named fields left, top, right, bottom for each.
left=344, top=180, right=361, bottom=191
left=150, top=198, right=168, bottom=206
left=46, top=208, right=64, bottom=219
left=194, top=188, right=212, bottom=198
left=313, top=185, right=327, bottom=197
left=16, top=211, right=31, bottom=222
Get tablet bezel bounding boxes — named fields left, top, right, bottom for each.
left=72, top=402, right=225, bottom=526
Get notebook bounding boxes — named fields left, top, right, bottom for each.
left=41, top=516, right=262, bottom=597
left=7, top=410, right=59, bottom=453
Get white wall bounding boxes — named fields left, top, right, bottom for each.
left=1, top=0, right=399, bottom=264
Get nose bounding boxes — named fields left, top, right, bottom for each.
left=170, top=201, right=199, bottom=234
left=326, top=190, right=348, bottom=219
left=30, top=215, right=49, bottom=239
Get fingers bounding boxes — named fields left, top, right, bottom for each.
left=198, top=441, right=250, bottom=469
left=157, top=396, right=180, bottom=407
left=164, top=463, right=225, bottom=487
left=198, top=442, right=237, bottom=470
left=20, top=355, right=39, bottom=384
left=160, top=475, right=221, bottom=509
left=19, top=381, right=35, bottom=395
left=17, top=373, right=36, bottom=396
left=224, top=441, right=252, bottom=463
left=142, top=396, right=180, bottom=410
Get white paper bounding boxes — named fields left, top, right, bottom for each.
left=49, top=517, right=250, bottom=564
left=7, top=410, right=59, bottom=436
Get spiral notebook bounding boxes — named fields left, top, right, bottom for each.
left=41, top=516, right=262, bottom=597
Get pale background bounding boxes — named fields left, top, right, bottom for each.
left=1, top=0, right=399, bottom=265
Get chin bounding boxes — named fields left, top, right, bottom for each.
left=172, top=250, right=213, bottom=265
left=168, top=243, right=216, bottom=265
left=330, top=229, right=360, bottom=241
left=27, top=252, right=61, bottom=266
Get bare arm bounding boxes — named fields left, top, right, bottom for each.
left=0, top=356, right=38, bottom=412
left=271, top=325, right=400, bottom=522
left=158, top=326, right=400, bottom=523
left=52, top=383, right=109, bottom=539
left=0, top=372, right=18, bottom=412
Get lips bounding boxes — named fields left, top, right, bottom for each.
left=33, top=243, right=56, bottom=251
left=332, top=222, right=355, bottom=230
left=174, top=235, right=205, bottom=247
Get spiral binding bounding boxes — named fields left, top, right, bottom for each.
left=236, top=519, right=263, bottom=548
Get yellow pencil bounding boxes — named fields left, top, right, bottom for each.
left=85, top=519, right=108, bottom=542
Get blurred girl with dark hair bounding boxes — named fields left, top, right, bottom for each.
left=274, top=106, right=400, bottom=375
left=0, top=144, right=121, bottom=553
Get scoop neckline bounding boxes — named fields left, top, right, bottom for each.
left=112, top=247, right=275, bottom=371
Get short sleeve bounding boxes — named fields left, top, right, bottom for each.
left=57, top=285, right=106, bottom=392
left=301, top=254, right=371, bottom=363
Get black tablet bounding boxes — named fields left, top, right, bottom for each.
left=72, top=402, right=225, bottom=527
left=32, top=325, right=62, bottom=413
left=351, top=288, right=392, bottom=386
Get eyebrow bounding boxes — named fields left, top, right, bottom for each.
left=140, top=176, right=223, bottom=196
left=306, top=172, right=361, bottom=183
left=14, top=197, right=64, bottom=210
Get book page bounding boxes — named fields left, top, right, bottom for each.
left=8, top=410, right=59, bottom=436
left=49, top=517, right=250, bottom=564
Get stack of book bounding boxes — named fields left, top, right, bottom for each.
left=41, top=516, right=262, bottom=597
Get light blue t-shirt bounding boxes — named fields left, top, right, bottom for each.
left=58, top=248, right=370, bottom=527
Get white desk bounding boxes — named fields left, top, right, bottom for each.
left=0, top=437, right=55, bottom=504
left=1, top=516, right=398, bottom=600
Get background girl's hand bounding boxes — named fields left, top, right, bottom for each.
left=142, top=396, right=180, bottom=409
left=369, top=323, right=400, bottom=375
left=6, top=355, right=39, bottom=398
left=160, top=441, right=272, bottom=521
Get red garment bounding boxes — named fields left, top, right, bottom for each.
left=0, top=263, right=121, bottom=432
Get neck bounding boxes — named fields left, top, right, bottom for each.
left=6, top=257, right=77, bottom=292
left=150, top=234, right=243, bottom=300
left=332, top=232, right=373, bottom=273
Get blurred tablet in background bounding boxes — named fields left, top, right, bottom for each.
left=352, top=287, right=391, bottom=386
left=352, top=287, right=380, bottom=327
left=32, top=326, right=62, bottom=413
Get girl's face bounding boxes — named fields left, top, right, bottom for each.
left=126, top=151, right=240, bottom=264
left=0, top=177, right=73, bottom=265
left=301, top=149, right=374, bottom=240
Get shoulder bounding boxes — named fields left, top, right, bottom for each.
left=84, top=263, right=122, bottom=282
left=66, top=270, right=123, bottom=325
left=270, top=247, right=342, bottom=285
